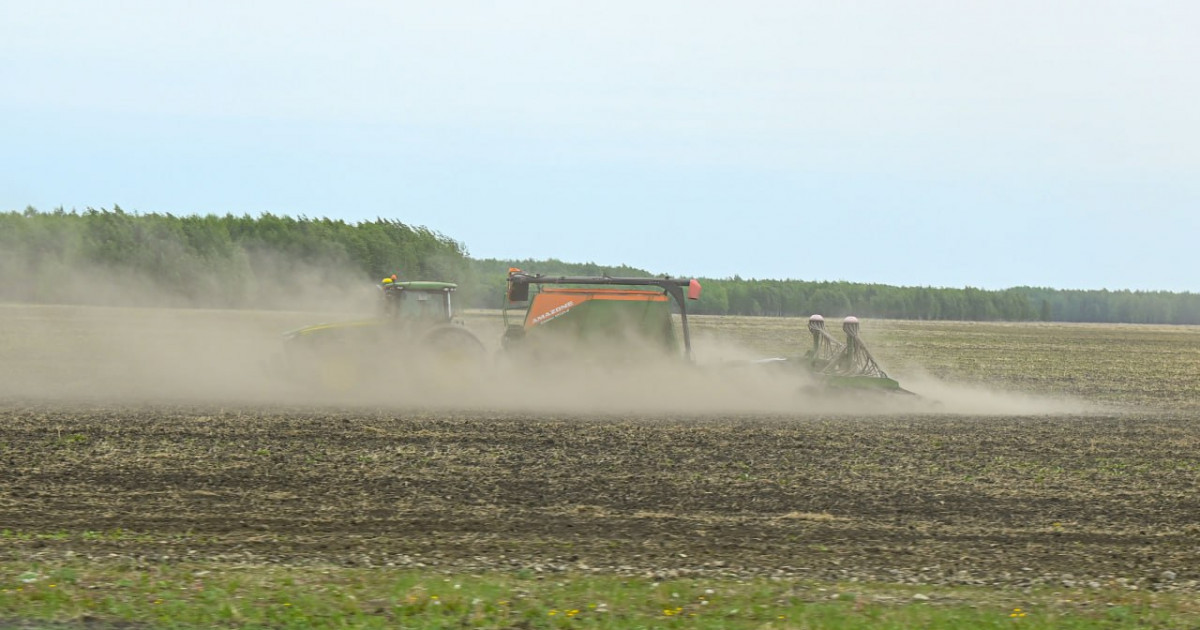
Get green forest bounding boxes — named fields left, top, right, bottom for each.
left=3, top=207, right=1198, bottom=324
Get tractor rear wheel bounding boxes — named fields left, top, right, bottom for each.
left=420, top=325, right=486, bottom=365
left=414, top=325, right=487, bottom=388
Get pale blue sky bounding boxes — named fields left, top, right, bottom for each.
left=3, top=1, right=1197, bottom=290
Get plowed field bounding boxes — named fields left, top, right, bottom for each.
left=2, top=305, right=1198, bottom=594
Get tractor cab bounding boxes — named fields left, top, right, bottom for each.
left=380, top=281, right=458, bottom=323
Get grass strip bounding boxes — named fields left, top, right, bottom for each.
left=2, top=559, right=1197, bottom=629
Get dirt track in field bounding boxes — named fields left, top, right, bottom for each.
left=3, top=403, right=1199, bottom=591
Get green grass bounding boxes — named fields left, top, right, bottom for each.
left=2, top=560, right=1197, bottom=629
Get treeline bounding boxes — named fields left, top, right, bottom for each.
left=682, top=279, right=1200, bottom=324
left=2, top=207, right=1198, bottom=323
left=0, top=207, right=467, bottom=308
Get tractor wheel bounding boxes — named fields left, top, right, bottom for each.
left=414, top=325, right=487, bottom=389
left=420, top=325, right=487, bottom=364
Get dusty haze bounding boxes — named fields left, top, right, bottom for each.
left=0, top=263, right=1089, bottom=416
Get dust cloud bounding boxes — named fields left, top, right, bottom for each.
left=0, top=266, right=1091, bottom=416
left=0, top=256, right=371, bottom=404
left=0, top=246, right=380, bottom=312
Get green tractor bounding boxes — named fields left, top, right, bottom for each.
left=501, top=269, right=910, bottom=394
left=278, top=279, right=486, bottom=391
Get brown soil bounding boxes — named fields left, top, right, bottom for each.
left=3, top=403, right=1198, bottom=591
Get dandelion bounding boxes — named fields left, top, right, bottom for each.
left=1010, top=607, right=1027, bottom=618
left=566, top=609, right=580, bottom=617
left=549, top=609, right=559, bottom=616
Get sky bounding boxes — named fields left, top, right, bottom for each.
left=2, top=1, right=1197, bottom=291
